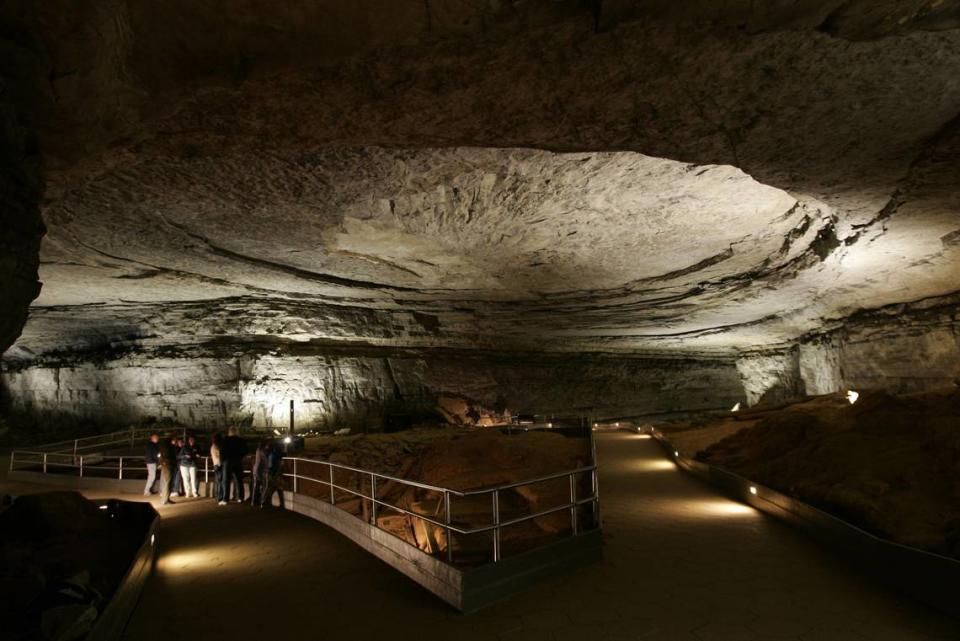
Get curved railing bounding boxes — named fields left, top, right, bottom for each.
left=9, top=446, right=600, bottom=567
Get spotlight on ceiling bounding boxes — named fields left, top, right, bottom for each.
left=731, top=402, right=740, bottom=412
left=846, top=390, right=859, bottom=405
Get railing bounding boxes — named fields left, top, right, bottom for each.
left=28, top=426, right=265, bottom=457
left=9, top=446, right=600, bottom=567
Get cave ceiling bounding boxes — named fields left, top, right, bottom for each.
left=4, top=0, right=960, bottom=360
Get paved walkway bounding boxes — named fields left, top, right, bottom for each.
left=6, top=434, right=960, bottom=639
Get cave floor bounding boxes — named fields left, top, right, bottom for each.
left=5, top=433, right=960, bottom=640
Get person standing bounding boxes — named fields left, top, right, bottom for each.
left=157, top=433, right=178, bottom=505
left=221, top=426, right=248, bottom=503
left=250, top=439, right=269, bottom=506
left=171, top=436, right=185, bottom=497
left=178, top=435, right=200, bottom=498
left=143, top=434, right=160, bottom=496
left=210, top=433, right=224, bottom=504
left=259, top=439, right=286, bottom=509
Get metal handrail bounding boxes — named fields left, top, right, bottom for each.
left=8, top=438, right=600, bottom=565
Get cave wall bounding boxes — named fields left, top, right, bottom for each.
left=0, top=16, right=46, bottom=356
left=1, top=350, right=743, bottom=432
left=737, top=296, right=960, bottom=404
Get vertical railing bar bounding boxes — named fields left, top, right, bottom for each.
left=119, top=457, right=123, bottom=480
left=371, top=474, right=378, bottom=525
left=42, top=452, right=46, bottom=474
left=569, top=472, right=578, bottom=536
left=492, top=489, right=501, bottom=563
left=293, top=458, right=298, bottom=494
left=329, top=463, right=335, bottom=504
left=79, top=455, right=84, bottom=478
left=445, top=491, right=453, bottom=563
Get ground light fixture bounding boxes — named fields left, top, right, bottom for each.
left=150, top=534, right=155, bottom=545
left=731, top=402, right=740, bottom=412
left=749, top=486, right=758, bottom=495
left=674, top=450, right=679, bottom=457
left=283, top=435, right=293, bottom=444
left=846, top=390, right=860, bottom=404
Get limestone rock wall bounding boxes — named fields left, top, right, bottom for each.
left=1, top=350, right=743, bottom=432
left=736, top=296, right=960, bottom=404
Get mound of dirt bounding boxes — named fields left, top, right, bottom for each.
left=694, top=389, right=960, bottom=558
left=297, top=428, right=592, bottom=563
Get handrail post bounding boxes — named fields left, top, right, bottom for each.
left=293, top=458, right=298, bottom=494
left=370, top=474, right=378, bottom=525
left=444, top=490, right=453, bottom=563
left=204, top=456, right=209, bottom=485
left=328, top=463, right=335, bottom=504
left=119, top=457, right=124, bottom=480
left=79, top=455, right=84, bottom=478
left=569, top=473, right=578, bottom=535
left=73, top=439, right=78, bottom=462
left=42, top=452, right=46, bottom=474
left=492, top=489, right=501, bottom=562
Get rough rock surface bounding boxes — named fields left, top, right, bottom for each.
left=1, top=2, right=959, bottom=429
left=2, top=349, right=742, bottom=431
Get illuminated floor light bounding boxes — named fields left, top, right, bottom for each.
left=615, top=422, right=620, bottom=427
left=674, top=450, right=679, bottom=457
left=283, top=435, right=292, bottom=444
left=98, top=504, right=109, bottom=510
left=150, top=534, right=155, bottom=545
left=731, top=402, right=740, bottom=412
left=846, top=390, right=859, bottom=405
left=749, top=486, right=758, bottom=495
left=547, top=422, right=553, bottom=428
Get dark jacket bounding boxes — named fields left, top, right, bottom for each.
left=144, top=441, right=159, bottom=464
left=178, top=443, right=199, bottom=467
left=221, top=435, right=248, bottom=462
left=157, top=439, right=177, bottom=468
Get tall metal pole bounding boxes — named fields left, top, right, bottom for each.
left=289, top=399, right=294, bottom=435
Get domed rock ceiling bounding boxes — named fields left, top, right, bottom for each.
left=1, top=0, right=959, bottom=428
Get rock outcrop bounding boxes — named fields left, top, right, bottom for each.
left=1, top=1, right=959, bottom=431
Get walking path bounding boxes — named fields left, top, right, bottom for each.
left=6, top=433, right=960, bottom=639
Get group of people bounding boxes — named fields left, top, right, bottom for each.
left=144, top=426, right=286, bottom=508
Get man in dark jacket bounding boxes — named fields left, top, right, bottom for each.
left=143, top=434, right=160, bottom=496
left=220, top=426, right=248, bottom=503
left=157, top=433, right=179, bottom=505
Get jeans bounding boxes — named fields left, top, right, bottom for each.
left=222, top=459, right=244, bottom=502
left=172, top=467, right=183, bottom=495
left=250, top=473, right=265, bottom=506
left=260, top=473, right=285, bottom=508
left=180, top=464, right=198, bottom=497
left=213, top=465, right=223, bottom=501
left=160, top=464, right=173, bottom=504
left=144, top=463, right=158, bottom=495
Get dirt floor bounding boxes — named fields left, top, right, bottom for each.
left=292, top=427, right=594, bottom=563
left=654, top=388, right=960, bottom=560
